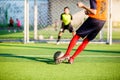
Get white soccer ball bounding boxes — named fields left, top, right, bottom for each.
left=53, top=51, right=64, bottom=62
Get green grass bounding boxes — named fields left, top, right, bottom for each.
left=0, top=43, right=120, bottom=80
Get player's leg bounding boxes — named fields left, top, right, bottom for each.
left=64, top=34, right=80, bottom=56
left=11, top=24, right=14, bottom=32
left=13, top=24, right=16, bottom=32
left=69, top=38, right=89, bottom=64
left=57, top=31, right=63, bottom=44
left=68, top=24, right=75, bottom=36
left=56, top=34, right=80, bottom=63
left=8, top=24, right=11, bottom=32
left=56, top=23, right=65, bottom=44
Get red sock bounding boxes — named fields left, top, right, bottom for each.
left=71, top=38, right=89, bottom=59
left=64, top=34, right=80, bottom=57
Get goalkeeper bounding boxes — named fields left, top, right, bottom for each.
left=56, top=7, right=75, bottom=45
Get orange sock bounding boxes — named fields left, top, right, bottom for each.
left=64, top=34, right=80, bottom=57
left=71, top=38, right=89, bottom=59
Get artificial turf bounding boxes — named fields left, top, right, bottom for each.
left=0, top=43, right=120, bottom=80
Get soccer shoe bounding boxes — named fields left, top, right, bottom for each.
left=68, top=58, right=74, bottom=64
left=56, top=42, right=60, bottom=45
left=55, top=55, right=70, bottom=64
left=8, top=30, right=11, bottom=32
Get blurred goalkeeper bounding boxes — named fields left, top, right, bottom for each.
left=56, top=0, right=108, bottom=64
left=56, top=7, right=75, bottom=45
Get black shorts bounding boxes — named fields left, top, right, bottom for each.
left=76, top=17, right=106, bottom=41
left=8, top=23, right=14, bottom=27
left=60, top=22, right=74, bottom=33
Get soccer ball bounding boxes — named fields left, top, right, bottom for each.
left=53, top=51, right=64, bottom=62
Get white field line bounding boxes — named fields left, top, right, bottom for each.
left=16, top=55, right=120, bottom=58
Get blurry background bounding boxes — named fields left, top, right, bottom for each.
left=0, top=0, right=119, bottom=43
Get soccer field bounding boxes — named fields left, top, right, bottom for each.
left=0, top=43, right=120, bottom=80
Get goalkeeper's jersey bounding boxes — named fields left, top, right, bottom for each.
left=60, top=13, right=72, bottom=25
left=88, top=0, right=108, bottom=21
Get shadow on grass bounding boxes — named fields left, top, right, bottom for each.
left=0, top=53, right=55, bottom=65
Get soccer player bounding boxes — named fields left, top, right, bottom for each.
left=16, top=18, right=22, bottom=31
left=56, top=7, right=75, bottom=45
left=56, top=0, right=108, bottom=64
left=8, top=17, right=14, bottom=32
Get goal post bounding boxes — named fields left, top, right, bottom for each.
left=34, top=0, right=38, bottom=40
left=24, top=0, right=27, bottom=44
left=24, top=0, right=29, bottom=44
left=107, top=0, right=113, bottom=45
